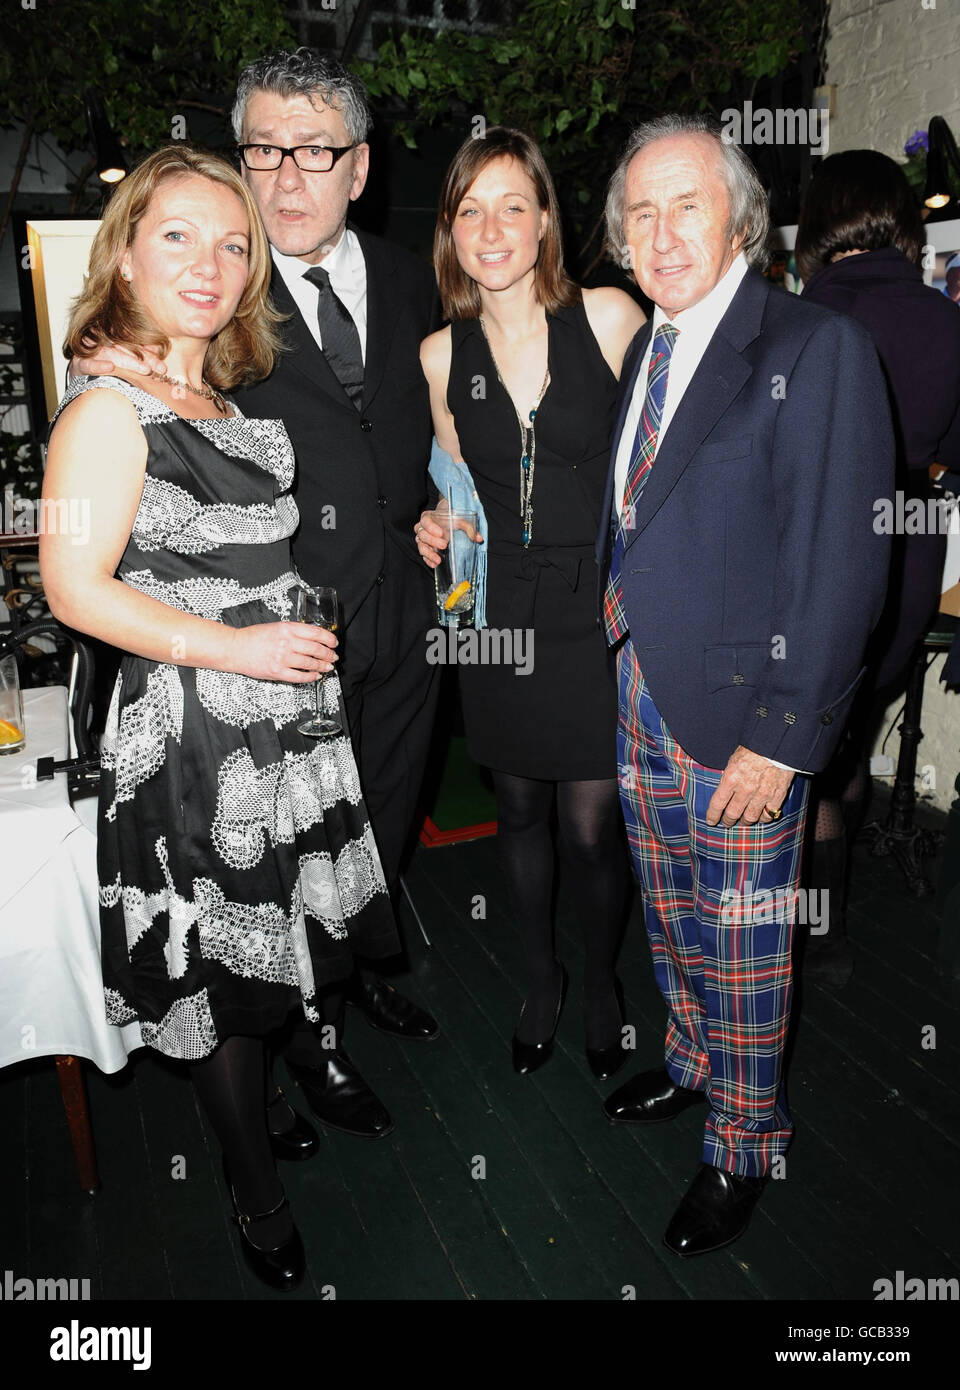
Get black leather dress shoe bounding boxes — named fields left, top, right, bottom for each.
left=663, top=1163, right=766, bottom=1257
left=286, top=1051, right=394, bottom=1139
left=267, top=1086, right=319, bottom=1161
left=603, top=1067, right=706, bottom=1124
left=512, top=966, right=567, bottom=1076
left=350, top=977, right=439, bottom=1041
left=222, top=1156, right=305, bottom=1291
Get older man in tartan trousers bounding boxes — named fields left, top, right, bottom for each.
left=597, top=116, right=893, bottom=1256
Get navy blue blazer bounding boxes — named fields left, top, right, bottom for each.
left=596, top=266, right=894, bottom=773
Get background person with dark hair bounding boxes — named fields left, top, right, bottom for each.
left=796, top=149, right=960, bottom=987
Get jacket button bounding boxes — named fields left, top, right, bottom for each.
left=360, top=419, right=373, bottom=432
left=377, top=495, right=387, bottom=508
left=376, top=573, right=385, bottom=585
left=820, top=712, right=833, bottom=725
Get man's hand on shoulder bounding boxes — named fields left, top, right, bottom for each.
left=70, top=341, right=165, bottom=380
left=705, top=745, right=795, bottom=828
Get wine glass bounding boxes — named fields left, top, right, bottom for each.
left=290, top=581, right=342, bottom=737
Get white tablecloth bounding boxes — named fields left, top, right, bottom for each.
left=0, top=686, right=142, bottom=1072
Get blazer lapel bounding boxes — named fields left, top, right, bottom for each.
left=269, top=261, right=357, bottom=409
left=623, top=269, right=768, bottom=551
left=354, top=228, right=402, bottom=412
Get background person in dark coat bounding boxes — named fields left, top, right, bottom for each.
left=796, top=150, right=960, bottom=987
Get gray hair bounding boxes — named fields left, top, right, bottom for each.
left=232, top=47, right=372, bottom=145
left=604, top=113, right=770, bottom=270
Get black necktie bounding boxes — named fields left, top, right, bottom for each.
left=302, top=264, right=364, bottom=409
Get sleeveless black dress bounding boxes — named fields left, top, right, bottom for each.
left=447, top=298, right=619, bottom=780
left=50, top=376, right=400, bottom=1062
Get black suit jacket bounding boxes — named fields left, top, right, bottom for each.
left=232, top=227, right=441, bottom=625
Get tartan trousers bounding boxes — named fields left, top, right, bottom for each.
left=617, top=638, right=810, bottom=1177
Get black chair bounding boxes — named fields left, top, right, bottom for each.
left=0, top=617, right=101, bottom=793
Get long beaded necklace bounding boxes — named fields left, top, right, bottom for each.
left=479, top=316, right=550, bottom=547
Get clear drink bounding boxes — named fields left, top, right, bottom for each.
left=0, top=653, right=25, bottom=755
left=433, top=510, right=479, bottom=628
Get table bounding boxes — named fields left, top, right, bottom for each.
left=0, top=686, right=142, bottom=1188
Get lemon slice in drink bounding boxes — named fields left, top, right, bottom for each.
left=444, top=580, right=471, bottom=612
left=0, top=719, right=23, bottom=746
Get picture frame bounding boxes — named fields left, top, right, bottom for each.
left=15, top=215, right=101, bottom=427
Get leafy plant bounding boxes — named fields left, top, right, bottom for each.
left=357, top=0, right=813, bottom=266
left=0, top=0, right=294, bottom=233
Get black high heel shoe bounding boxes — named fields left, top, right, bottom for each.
left=585, top=978, right=628, bottom=1081
left=222, top=1155, right=305, bottom=1291
left=267, top=1085, right=319, bottom=1161
left=512, top=966, right=567, bottom=1075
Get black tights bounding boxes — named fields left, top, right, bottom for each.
left=189, top=1035, right=292, bottom=1250
left=491, top=771, right=628, bottom=1046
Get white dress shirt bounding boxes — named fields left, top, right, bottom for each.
left=614, top=252, right=749, bottom=513
left=614, top=252, right=802, bottom=776
left=272, top=226, right=368, bottom=365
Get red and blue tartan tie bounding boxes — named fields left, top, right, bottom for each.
left=603, top=321, right=679, bottom=644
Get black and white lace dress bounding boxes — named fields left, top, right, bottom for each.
left=52, top=375, right=400, bottom=1061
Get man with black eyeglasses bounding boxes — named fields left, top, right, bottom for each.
left=229, top=49, right=443, bottom=1138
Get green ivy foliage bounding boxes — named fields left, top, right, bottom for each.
left=357, top=0, right=811, bottom=254
left=1, top=0, right=294, bottom=164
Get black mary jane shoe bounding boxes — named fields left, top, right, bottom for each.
left=267, top=1086, right=319, bottom=1161
left=222, top=1156, right=305, bottom=1291
left=584, top=980, right=629, bottom=1081
left=512, top=966, right=567, bottom=1076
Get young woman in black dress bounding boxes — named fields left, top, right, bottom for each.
left=416, top=128, right=645, bottom=1077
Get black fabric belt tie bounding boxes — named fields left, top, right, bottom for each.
left=487, top=541, right=595, bottom=630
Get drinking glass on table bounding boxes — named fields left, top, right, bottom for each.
left=0, top=653, right=25, bottom=755
left=433, top=509, right=479, bottom=629
left=289, top=582, right=342, bottom=737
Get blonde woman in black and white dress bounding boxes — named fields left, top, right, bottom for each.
left=41, top=145, right=397, bottom=1291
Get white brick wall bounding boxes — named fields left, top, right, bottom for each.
left=826, top=0, right=960, bottom=811
left=826, top=0, right=960, bottom=160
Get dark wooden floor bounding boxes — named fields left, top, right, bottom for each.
left=3, top=805, right=959, bottom=1301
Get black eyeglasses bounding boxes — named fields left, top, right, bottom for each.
left=237, top=143, right=358, bottom=173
